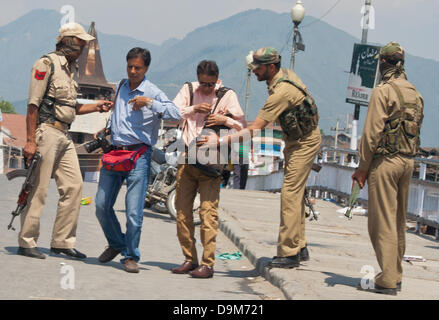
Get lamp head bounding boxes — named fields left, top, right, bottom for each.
left=291, top=0, right=306, bottom=26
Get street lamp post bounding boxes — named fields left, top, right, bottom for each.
left=290, top=0, right=306, bottom=70
left=244, top=50, right=254, bottom=121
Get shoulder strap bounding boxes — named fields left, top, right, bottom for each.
left=40, top=54, right=55, bottom=102
left=211, top=87, right=232, bottom=114
left=185, top=82, right=194, bottom=106
left=105, top=79, right=127, bottom=130
left=178, top=82, right=194, bottom=136
left=114, top=79, right=127, bottom=103
left=388, top=82, right=407, bottom=121
left=277, top=69, right=309, bottom=97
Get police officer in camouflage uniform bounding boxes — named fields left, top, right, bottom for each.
left=200, top=47, right=321, bottom=268
left=353, top=42, right=424, bottom=295
left=18, top=23, right=113, bottom=260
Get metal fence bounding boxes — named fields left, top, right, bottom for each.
left=246, top=147, right=439, bottom=239
left=3, top=143, right=439, bottom=238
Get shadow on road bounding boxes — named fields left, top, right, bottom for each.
left=140, top=260, right=177, bottom=271
left=140, top=260, right=261, bottom=279
left=4, top=246, right=150, bottom=272
left=322, top=271, right=360, bottom=289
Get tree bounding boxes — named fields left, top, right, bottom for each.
left=0, top=98, right=17, bottom=114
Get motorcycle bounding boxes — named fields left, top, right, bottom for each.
left=145, top=129, right=201, bottom=225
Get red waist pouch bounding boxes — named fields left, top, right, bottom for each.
left=102, top=145, right=148, bottom=172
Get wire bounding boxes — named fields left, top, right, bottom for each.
left=279, top=28, right=293, bottom=56
left=302, top=0, right=343, bottom=28
left=237, top=70, right=248, bottom=98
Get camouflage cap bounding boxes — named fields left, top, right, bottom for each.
left=248, top=47, right=281, bottom=70
left=375, top=41, right=405, bottom=61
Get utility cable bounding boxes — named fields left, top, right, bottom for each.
left=302, top=0, right=343, bottom=28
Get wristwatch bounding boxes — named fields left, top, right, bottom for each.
left=145, top=99, right=153, bottom=109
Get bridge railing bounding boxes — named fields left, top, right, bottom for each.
left=246, top=147, right=439, bottom=239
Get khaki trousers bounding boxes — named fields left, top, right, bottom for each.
left=278, top=127, right=321, bottom=257
left=19, top=124, right=83, bottom=249
left=175, top=164, right=221, bottom=267
left=367, top=154, right=414, bottom=288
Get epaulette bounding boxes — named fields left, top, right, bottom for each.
left=42, top=58, right=51, bottom=66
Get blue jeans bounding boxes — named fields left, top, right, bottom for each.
left=95, top=147, right=152, bottom=263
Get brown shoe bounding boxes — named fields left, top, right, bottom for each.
left=171, top=261, right=199, bottom=274
left=98, top=246, right=121, bottom=263
left=124, top=259, right=139, bottom=273
left=190, top=265, right=214, bottom=278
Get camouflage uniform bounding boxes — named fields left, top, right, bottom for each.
left=358, top=42, right=424, bottom=290
left=251, top=48, right=321, bottom=260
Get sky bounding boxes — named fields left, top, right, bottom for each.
left=0, top=0, right=438, bottom=61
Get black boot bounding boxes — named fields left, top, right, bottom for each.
left=267, top=255, right=300, bottom=269
left=357, top=282, right=397, bottom=296
left=300, top=246, right=310, bottom=261
left=50, top=247, right=87, bottom=259
left=17, top=247, right=46, bottom=259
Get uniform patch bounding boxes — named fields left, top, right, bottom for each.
left=35, top=70, right=46, bottom=80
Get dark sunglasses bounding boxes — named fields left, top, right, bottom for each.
left=199, top=81, right=216, bottom=88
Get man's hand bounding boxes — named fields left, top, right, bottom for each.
left=129, top=96, right=153, bottom=111
left=352, top=169, right=368, bottom=189
left=205, top=114, right=227, bottom=127
left=196, top=134, right=219, bottom=149
left=23, top=141, right=37, bottom=166
left=96, top=100, right=114, bottom=113
left=93, top=128, right=110, bottom=140
left=193, top=103, right=212, bottom=114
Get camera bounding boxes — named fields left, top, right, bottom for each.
left=84, top=130, right=112, bottom=153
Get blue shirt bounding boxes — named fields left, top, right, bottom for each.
left=110, top=77, right=181, bottom=147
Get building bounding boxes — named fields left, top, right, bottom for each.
left=0, top=113, right=26, bottom=173
left=75, top=22, right=114, bottom=100
left=70, top=22, right=115, bottom=181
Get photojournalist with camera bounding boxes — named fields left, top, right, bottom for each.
left=93, top=47, right=181, bottom=273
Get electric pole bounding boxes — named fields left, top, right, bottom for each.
left=351, top=0, right=372, bottom=151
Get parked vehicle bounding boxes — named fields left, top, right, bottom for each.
left=145, top=129, right=201, bottom=225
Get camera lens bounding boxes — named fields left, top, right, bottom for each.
left=84, top=139, right=101, bottom=153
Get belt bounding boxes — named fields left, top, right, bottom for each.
left=44, top=121, right=70, bottom=132
left=113, top=143, right=146, bottom=151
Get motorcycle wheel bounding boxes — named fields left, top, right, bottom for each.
left=153, top=201, right=168, bottom=213
left=167, top=189, right=201, bottom=226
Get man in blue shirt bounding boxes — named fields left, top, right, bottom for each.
left=95, top=47, right=181, bottom=273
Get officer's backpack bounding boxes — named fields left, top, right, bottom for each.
left=376, top=81, right=423, bottom=157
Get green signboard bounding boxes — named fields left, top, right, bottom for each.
left=346, top=43, right=381, bottom=106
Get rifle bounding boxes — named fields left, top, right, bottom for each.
left=345, top=180, right=361, bottom=220
left=304, top=163, right=322, bottom=221
left=418, top=147, right=437, bottom=158
left=6, top=152, right=42, bottom=231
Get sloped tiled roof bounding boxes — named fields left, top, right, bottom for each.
left=1, top=113, right=26, bottom=148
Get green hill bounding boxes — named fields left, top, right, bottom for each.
left=1, top=9, right=438, bottom=146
